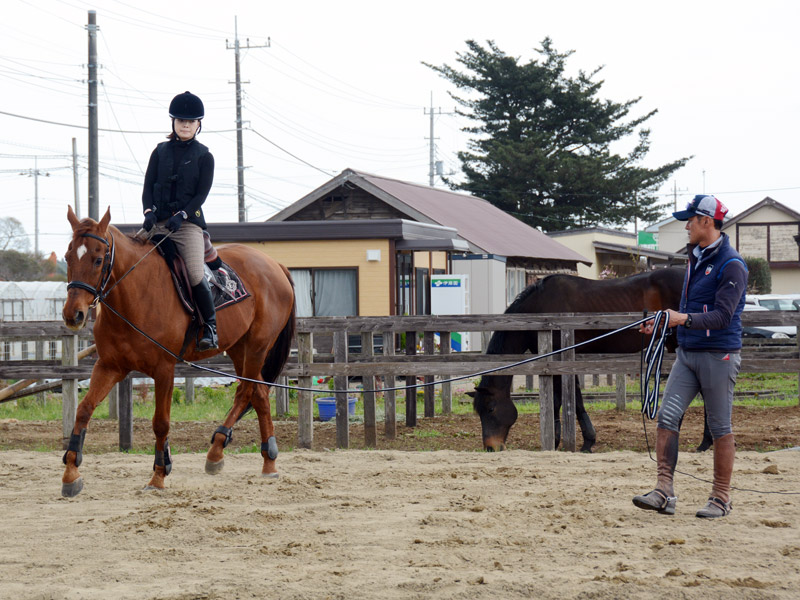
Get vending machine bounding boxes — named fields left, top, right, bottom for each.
left=430, top=274, right=470, bottom=351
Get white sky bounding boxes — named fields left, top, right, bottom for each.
left=2, top=0, right=799, bottom=258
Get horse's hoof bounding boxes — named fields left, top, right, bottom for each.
left=580, top=441, right=596, bottom=454
left=261, top=472, right=279, bottom=479
left=142, top=485, right=165, bottom=492
left=61, top=477, right=84, bottom=498
left=205, top=458, right=224, bottom=475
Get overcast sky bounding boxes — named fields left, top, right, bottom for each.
left=2, top=0, right=799, bottom=257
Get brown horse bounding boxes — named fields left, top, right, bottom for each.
left=61, top=206, right=296, bottom=497
left=469, top=267, right=685, bottom=452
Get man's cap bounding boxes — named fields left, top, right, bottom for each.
left=673, top=195, right=729, bottom=221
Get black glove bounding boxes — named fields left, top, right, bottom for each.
left=166, top=212, right=186, bottom=232
left=142, top=211, right=158, bottom=232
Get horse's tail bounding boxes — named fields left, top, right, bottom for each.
left=261, top=266, right=296, bottom=384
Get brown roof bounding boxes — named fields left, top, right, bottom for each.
left=722, top=196, right=800, bottom=228
left=269, top=169, right=591, bottom=264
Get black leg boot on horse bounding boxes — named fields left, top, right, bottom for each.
left=696, top=433, right=735, bottom=518
left=192, top=278, right=218, bottom=351
left=633, top=427, right=679, bottom=515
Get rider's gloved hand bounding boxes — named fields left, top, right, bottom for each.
left=142, top=210, right=158, bottom=232
left=167, top=211, right=187, bottom=233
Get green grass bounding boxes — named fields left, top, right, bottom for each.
left=1, top=372, right=796, bottom=423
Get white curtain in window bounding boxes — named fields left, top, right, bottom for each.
left=315, top=270, right=356, bottom=316
left=290, top=269, right=313, bottom=317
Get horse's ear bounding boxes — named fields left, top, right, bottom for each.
left=465, top=391, right=476, bottom=398
left=98, top=207, right=111, bottom=232
left=67, top=205, right=80, bottom=231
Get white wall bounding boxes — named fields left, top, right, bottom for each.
left=452, top=255, right=506, bottom=351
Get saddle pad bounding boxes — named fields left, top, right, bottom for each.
left=208, top=262, right=250, bottom=309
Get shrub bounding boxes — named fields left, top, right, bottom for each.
left=744, top=256, right=771, bottom=294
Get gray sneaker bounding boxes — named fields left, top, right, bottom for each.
left=696, top=497, right=732, bottom=519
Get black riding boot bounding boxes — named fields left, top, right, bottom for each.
left=192, top=279, right=218, bottom=351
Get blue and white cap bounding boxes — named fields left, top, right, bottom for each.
left=673, top=195, right=728, bottom=221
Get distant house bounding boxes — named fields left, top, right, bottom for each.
left=547, top=227, right=686, bottom=279
left=643, top=216, right=689, bottom=254
left=263, top=169, right=590, bottom=316
left=721, top=197, right=800, bottom=294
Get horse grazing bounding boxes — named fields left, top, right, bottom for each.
left=61, top=207, right=296, bottom=497
left=468, top=267, right=684, bottom=452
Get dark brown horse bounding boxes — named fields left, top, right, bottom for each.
left=468, top=267, right=684, bottom=452
left=60, top=207, right=295, bottom=496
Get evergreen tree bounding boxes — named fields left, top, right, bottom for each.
left=426, top=39, right=691, bottom=231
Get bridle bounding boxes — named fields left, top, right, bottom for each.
left=66, top=231, right=115, bottom=310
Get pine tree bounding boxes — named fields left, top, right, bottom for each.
left=426, top=39, right=690, bottom=231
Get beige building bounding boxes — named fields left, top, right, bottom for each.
left=547, top=227, right=686, bottom=279
left=722, top=197, right=800, bottom=294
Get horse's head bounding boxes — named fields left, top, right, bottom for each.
left=467, top=382, right=518, bottom=451
left=62, top=206, right=112, bottom=330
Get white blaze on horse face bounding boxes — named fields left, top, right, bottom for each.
left=76, top=244, right=87, bottom=261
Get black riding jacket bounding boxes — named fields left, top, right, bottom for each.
left=141, top=138, right=214, bottom=229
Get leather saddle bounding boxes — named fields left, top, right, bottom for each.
left=150, top=235, right=250, bottom=316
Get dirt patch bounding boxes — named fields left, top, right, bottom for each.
left=1, top=447, right=799, bottom=600
left=1, top=404, right=798, bottom=454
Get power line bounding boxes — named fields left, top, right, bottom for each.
left=246, top=127, right=334, bottom=177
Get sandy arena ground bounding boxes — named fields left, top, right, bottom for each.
left=0, top=448, right=799, bottom=599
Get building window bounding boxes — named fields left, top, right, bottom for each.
left=506, top=268, right=527, bottom=306
left=290, top=268, right=358, bottom=317
left=1, top=300, right=24, bottom=321
left=737, top=223, right=800, bottom=264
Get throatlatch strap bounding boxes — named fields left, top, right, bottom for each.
left=153, top=437, right=173, bottom=476
left=211, top=425, right=233, bottom=448
left=62, top=428, right=87, bottom=467
left=260, top=436, right=278, bottom=460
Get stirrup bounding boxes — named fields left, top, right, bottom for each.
left=632, top=488, right=677, bottom=515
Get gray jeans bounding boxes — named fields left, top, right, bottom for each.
left=148, top=220, right=205, bottom=286
left=657, top=347, right=741, bottom=439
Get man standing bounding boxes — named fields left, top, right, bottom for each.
left=633, top=195, right=747, bottom=518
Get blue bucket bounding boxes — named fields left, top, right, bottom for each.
left=315, top=397, right=356, bottom=421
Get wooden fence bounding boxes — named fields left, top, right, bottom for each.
left=2, top=311, right=799, bottom=453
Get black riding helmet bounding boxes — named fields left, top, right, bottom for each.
left=169, top=91, right=204, bottom=138
left=169, top=91, right=204, bottom=120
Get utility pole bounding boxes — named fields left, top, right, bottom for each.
left=19, top=157, right=50, bottom=257
left=423, top=92, right=455, bottom=186
left=226, top=16, right=269, bottom=222
left=86, top=10, right=99, bottom=220
left=72, top=138, right=80, bottom=218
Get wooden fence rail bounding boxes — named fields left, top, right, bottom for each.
left=2, top=312, right=799, bottom=452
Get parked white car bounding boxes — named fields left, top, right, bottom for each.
left=742, top=304, right=796, bottom=339
left=745, top=294, right=800, bottom=311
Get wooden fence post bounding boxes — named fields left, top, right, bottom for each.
left=362, top=331, right=377, bottom=447
left=405, top=331, right=417, bottom=427
left=61, top=334, right=79, bottom=450
left=561, top=328, right=576, bottom=452
left=423, top=331, right=435, bottom=418
left=440, top=331, right=452, bottom=414
left=108, top=383, right=119, bottom=420
left=333, top=330, right=349, bottom=449
left=296, top=332, right=313, bottom=449
left=616, top=373, right=627, bottom=411
left=383, top=331, right=396, bottom=439
left=118, top=375, right=133, bottom=451
left=184, top=377, right=195, bottom=405
left=538, top=330, right=555, bottom=451
left=275, top=375, right=289, bottom=416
